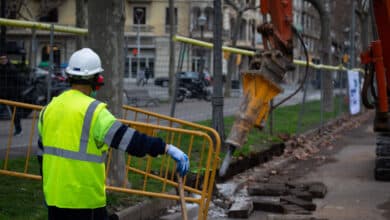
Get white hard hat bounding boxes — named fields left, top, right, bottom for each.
left=66, top=48, right=104, bottom=76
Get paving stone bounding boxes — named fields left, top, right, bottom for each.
left=280, top=196, right=316, bottom=211
left=308, top=182, right=327, bottom=198
left=248, top=183, right=287, bottom=196
left=289, top=189, right=313, bottom=201
left=227, top=199, right=254, bottom=218
left=286, top=181, right=327, bottom=199
left=252, top=197, right=285, bottom=213
left=267, top=214, right=328, bottom=220
left=281, top=204, right=312, bottom=215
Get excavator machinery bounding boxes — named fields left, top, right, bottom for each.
left=220, top=0, right=390, bottom=181
left=361, top=0, right=390, bottom=180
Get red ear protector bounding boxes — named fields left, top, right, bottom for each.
left=93, top=74, right=105, bottom=91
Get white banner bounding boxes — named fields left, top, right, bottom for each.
left=347, top=70, right=361, bottom=115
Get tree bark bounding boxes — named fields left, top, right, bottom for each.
left=88, top=0, right=127, bottom=186
left=0, top=0, right=7, bottom=54
left=305, top=0, right=333, bottom=112
left=75, top=0, right=88, bottom=48
left=168, top=0, right=176, bottom=99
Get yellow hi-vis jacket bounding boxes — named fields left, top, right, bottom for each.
left=38, top=90, right=115, bottom=209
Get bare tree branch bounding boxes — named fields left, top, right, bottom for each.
left=242, top=5, right=260, bottom=12
left=224, top=0, right=240, bottom=11
left=19, top=0, right=35, bottom=20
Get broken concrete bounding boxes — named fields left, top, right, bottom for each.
left=227, top=199, right=254, bottom=218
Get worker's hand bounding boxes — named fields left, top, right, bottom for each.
left=166, top=144, right=189, bottom=177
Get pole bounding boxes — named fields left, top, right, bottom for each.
left=200, top=25, right=204, bottom=74
left=0, top=0, right=6, bottom=54
left=136, top=15, right=141, bottom=80
left=212, top=0, right=225, bottom=141
left=350, top=1, right=356, bottom=68
left=168, top=0, right=176, bottom=99
left=29, top=28, right=37, bottom=78
left=47, top=24, right=54, bottom=104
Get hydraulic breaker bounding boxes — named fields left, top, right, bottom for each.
left=220, top=50, right=292, bottom=177
left=225, top=72, right=282, bottom=148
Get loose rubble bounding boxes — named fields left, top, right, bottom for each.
left=210, top=111, right=373, bottom=219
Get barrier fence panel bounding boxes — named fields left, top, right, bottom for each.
left=0, top=99, right=42, bottom=180
left=0, top=99, right=221, bottom=220
left=121, top=104, right=221, bottom=218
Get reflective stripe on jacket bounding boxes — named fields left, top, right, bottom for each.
left=38, top=90, right=112, bottom=209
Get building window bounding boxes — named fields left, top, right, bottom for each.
left=165, top=7, right=178, bottom=25
left=39, top=8, right=58, bottom=22
left=41, top=45, right=61, bottom=67
left=133, top=7, right=146, bottom=25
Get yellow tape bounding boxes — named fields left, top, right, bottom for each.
left=0, top=18, right=87, bottom=35
left=174, top=35, right=363, bottom=72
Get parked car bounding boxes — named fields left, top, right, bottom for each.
left=154, top=71, right=212, bottom=87
left=154, top=76, right=169, bottom=87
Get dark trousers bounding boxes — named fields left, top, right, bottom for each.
left=48, top=206, right=108, bottom=220
left=14, top=109, right=21, bottom=132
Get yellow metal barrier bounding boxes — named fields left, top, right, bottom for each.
left=0, top=99, right=220, bottom=220
left=121, top=104, right=221, bottom=219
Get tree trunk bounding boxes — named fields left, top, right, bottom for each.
left=168, top=0, right=176, bottom=99
left=88, top=0, right=127, bottom=187
left=305, top=0, right=333, bottom=112
left=358, top=12, right=369, bottom=51
left=0, top=0, right=7, bottom=54
left=75, top=0, right=88, bottom=48
left=321, top=0, right=333, bottom=112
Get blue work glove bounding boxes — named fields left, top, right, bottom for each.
left=166, top=144, right=189, bottom=177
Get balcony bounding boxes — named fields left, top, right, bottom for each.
left=190, top=28, right=213, bottom=38
left=127, top=0, right=152, bottom=3
left=125, top=24, right=155, bottom=33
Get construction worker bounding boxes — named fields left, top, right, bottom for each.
left=37, top=48, right=189, bottom=220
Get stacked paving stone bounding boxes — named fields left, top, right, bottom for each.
left=227, top=182, right=327, bottom=219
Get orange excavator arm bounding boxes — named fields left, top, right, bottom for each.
left=260, top=0, right=293, bottom=58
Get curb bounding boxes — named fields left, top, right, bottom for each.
left=110, top=196, right=177, bottom=220
left=159, top=203, right=200, bottom=220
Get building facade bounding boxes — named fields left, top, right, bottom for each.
left=3, top=0, right=261, bottom=81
